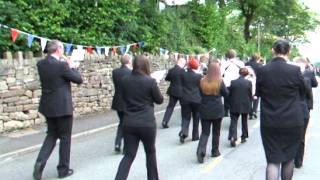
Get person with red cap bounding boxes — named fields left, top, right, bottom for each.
left=179, top=58, right=202, bottom=143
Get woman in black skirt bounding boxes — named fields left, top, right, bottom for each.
left=256, top=39, right=305, bottom=180
left=115, top=55, right=164, bottom=180
left=196, top=62, right=228, bottom=163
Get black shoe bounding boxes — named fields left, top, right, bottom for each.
left=241, top=138, right=247, bottom=143
left=253, top=113, right=257, bottom=119
left=211, top=150, right=221, bottom=157
left=197, top=153, right=204, bottom=163
left=192, top=136, right=199, bottom=141
left=33, top=162, right=44, bottom=180
left=162, top=122, right=169, bottom=129
left=179, top=133, right=186, bottom=144
left=58, top=169, right=74, bottom=179
left=115, top=145, right=121, bottom=153
left=230, top=138, right=236, bottom=147
left=295, top=161, right=303, bottom=169
left=249, top=115, right=253, bottom=120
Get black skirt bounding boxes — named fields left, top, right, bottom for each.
left=260, top=126, right=303, bottom=163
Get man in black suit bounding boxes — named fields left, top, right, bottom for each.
left=33, top=40, right=83, bottom=180
left=162, top=58, right=186, bottom=128
left=294, top=58, right=318, bottom=168
left=245, top=54, right=263, bottom=119
left=111, top=54, right=132, bottom=152
left=228, top=68, right=252, bottom=146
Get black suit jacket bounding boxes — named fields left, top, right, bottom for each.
left=181, top=69, right=202, bottom=104
left=121, top=72, right=164, bottom=128
left=37, top=56, right=83, bottom=118
left=165, top=65, right=185, bottom=98
left=199, top=81, right=229, bottom=120
left=229, top=77, right=252, bottom=114
left=256, top=57, right=305, bottom=128
left=303, top=69, right=318, bottom=109
left=111, top=66, right=132, bottom=111
left=245, top=60, right=263, bottom=75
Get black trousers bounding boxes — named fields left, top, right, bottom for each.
left=295, top=115, right=310, bottom=166
left=224, top=96, right=230, bottom=115
left=250, top=97, right=260, bottom=116
left=36, top=115, right=73, bottom=174
left=197, top=118, right=222, bottom=155
left=180, top=102, right=200, bottom=139
left=228, top=113, right=248, bottom=140
left=115, top=111, right=124, bottom=148
left=162, top=96, right=180, bottom=124
left=115, top=127, right=158, bottom=180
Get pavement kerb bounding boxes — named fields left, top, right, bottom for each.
left=0, top=107, right=180, bottom=161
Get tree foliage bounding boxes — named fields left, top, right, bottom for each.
left=0, top=0, right=318, bottom=59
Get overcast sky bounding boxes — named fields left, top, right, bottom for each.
left=297, top=0, right=320, bottom=62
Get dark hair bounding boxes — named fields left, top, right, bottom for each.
left=272, top=39, right=291, bottom=55
left=239, top=67, right=249, bottom=76
left=225, top=49, right=237, bottom=59
left=250, top=53, right=261, bottom=62
left=132, top=55, right=151, bottom=75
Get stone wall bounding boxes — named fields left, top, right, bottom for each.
left=0, top=52, right=173, bottom=133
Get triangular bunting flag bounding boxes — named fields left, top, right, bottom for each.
left=86, top=47, right=93, bottom=54
left=77, top=45, right=83, bottom=51
left=138, top=41, right=145, bottom=48
left=104, top=47, right=110, bottom=56
left=40, top=38, right=48, bottom=52
left=125, top=44, right=131, bottom=54
left=27, top=34, right=35, bottom=47
left=120, top=46, right=126, bottom=55
left=112, top=47, right=117, bottom=55
left=132, top=43, right=138, bottom=52
left=96, top=46, right=102, bottom=55
left=65, top=43, right=73, bottom=55
left=11, top=29, right=20, bottom=42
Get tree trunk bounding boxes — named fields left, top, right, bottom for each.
left=243, top=15, right=253, bottom=43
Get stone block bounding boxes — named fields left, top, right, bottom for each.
left=32, top=98, right=39, bottom=104
left=0, top=89, right=25, bottom=98
left=3, top=106, right=16, bottom=113
left=10, top=112, right=29, bottom=121
left=25, top=90, right=33, bottom=98
left=22, top=120, right=32, bottom=128
left=23, top=104, right=38, bottom=111
left=33, top=90, right=41, bottom=98
left=25, top=81, right=40, bottom=91
left=4, top=121, right=23, bottom=131
left=3, top=97, right=20, bottom=103
left=0, top=115, right=9, bottom=122
left=0, top=121, right=3, bottom=133
left=28, top=110, right=38, bottom=119
left=15, top=99, right=32, bottom=105
left=0, top=81, right=8, bottom=90
left=6, top=77, right=16, bottom=83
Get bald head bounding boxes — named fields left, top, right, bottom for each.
left=177, top=58, right=186, bottom=68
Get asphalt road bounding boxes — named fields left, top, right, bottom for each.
left=1, top=89, right=320, bottom=180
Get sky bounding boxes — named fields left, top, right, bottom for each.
left=297, top=0, right=320, bottom=62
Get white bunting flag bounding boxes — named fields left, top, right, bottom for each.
left=40, top=38, right=48, bottom=52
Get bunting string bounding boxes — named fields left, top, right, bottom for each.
left=0, top=23, right=145, bottom=56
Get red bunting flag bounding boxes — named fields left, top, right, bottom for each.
left=132, top=43, right=138, bottom=52
left=11, top=28, right=20, bottom=42
left=86, top=47, right=93, bottom=54
left=112, top=47, right=117, bottom=55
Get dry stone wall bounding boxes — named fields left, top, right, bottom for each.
left=0, top=52, right=174, bottom=133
